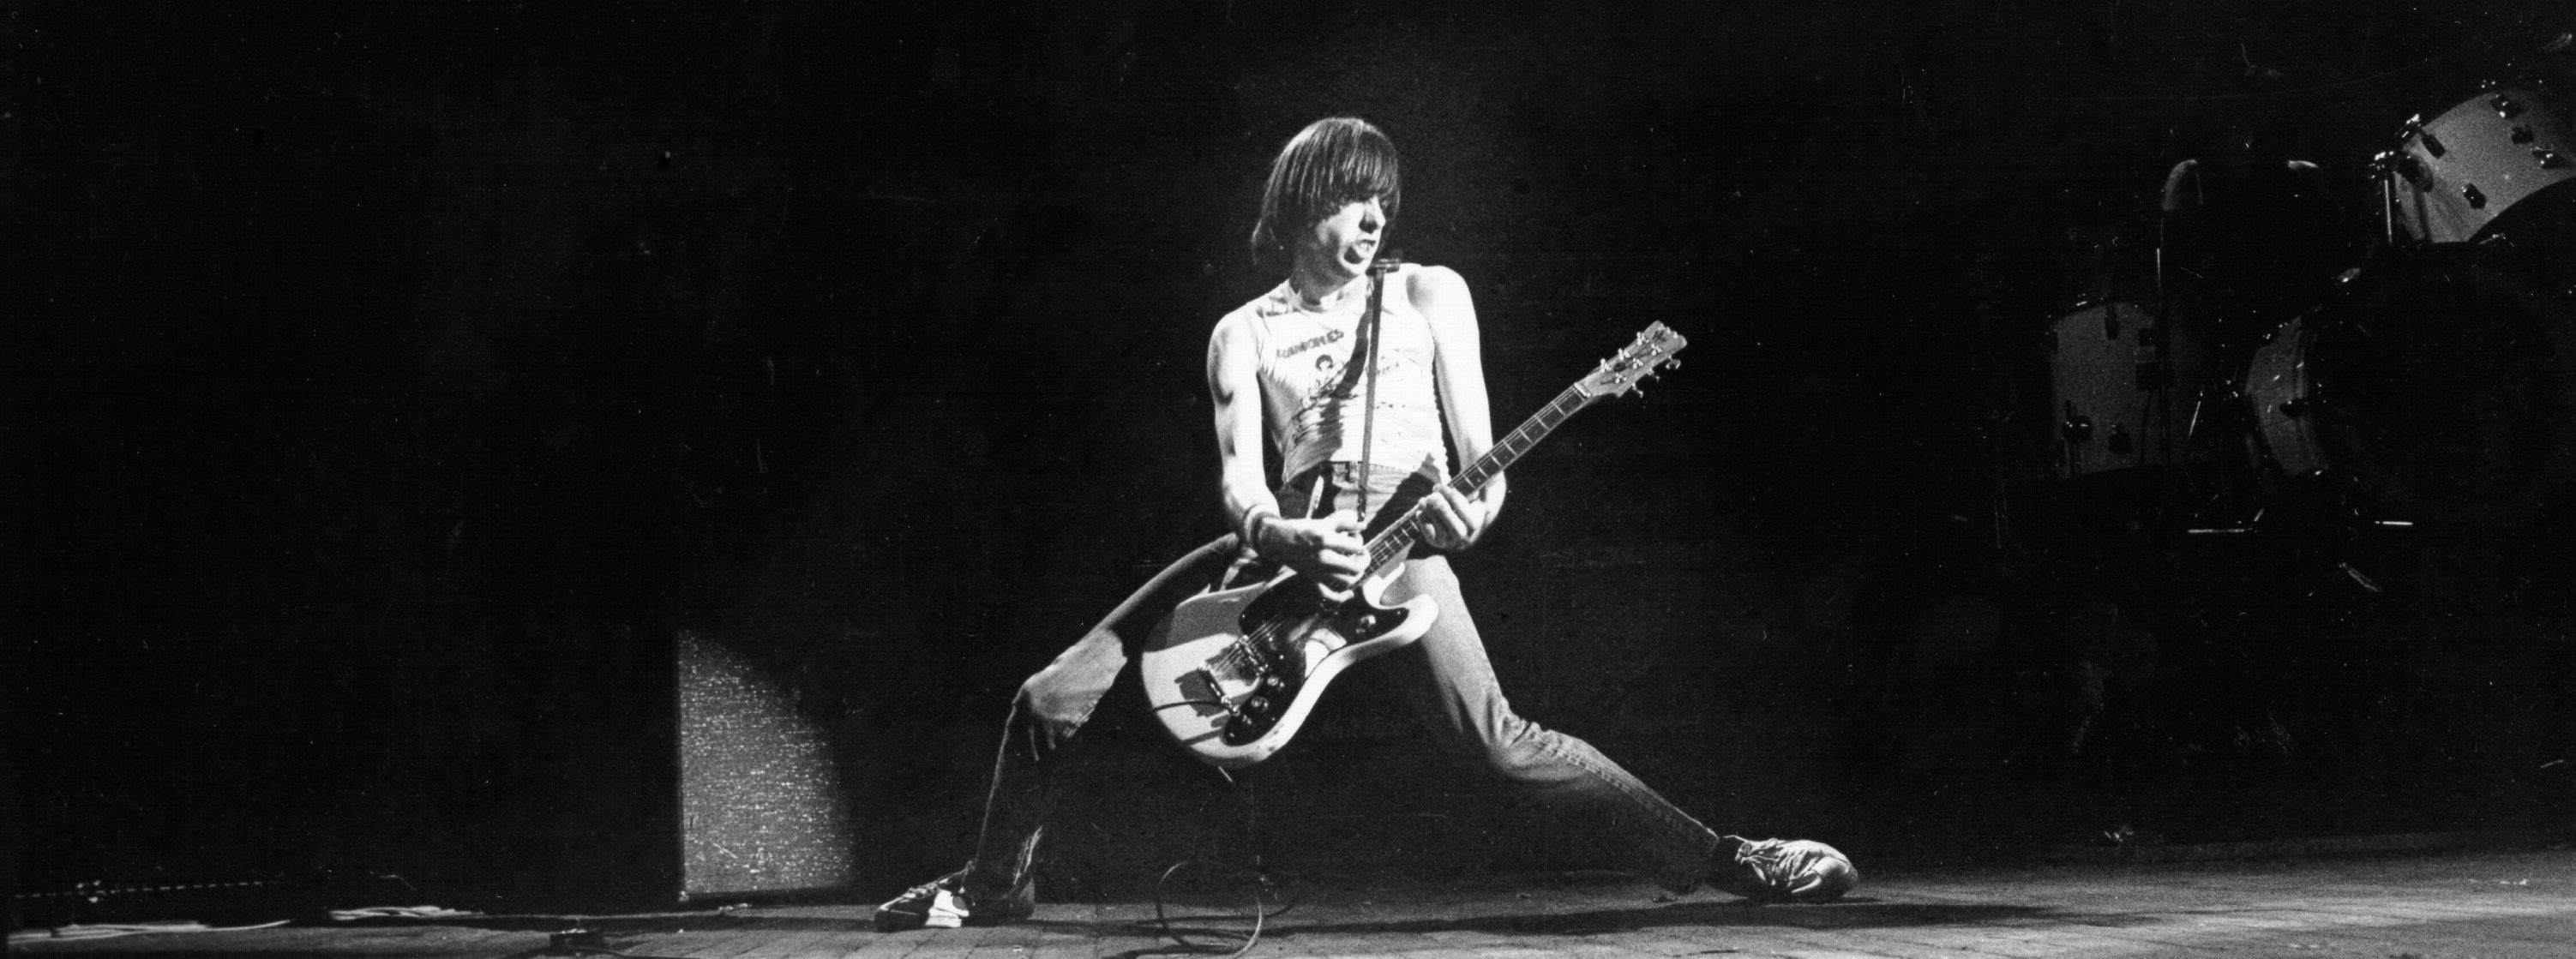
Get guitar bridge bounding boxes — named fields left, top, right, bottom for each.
left=1174, top=668, right=1229, bottom=718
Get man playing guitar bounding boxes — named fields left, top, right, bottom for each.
left=873, top=117, right=1852, bottom=932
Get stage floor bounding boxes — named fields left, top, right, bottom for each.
left=14, top=845, right=2571, bottom=958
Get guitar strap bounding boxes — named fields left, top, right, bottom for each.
left=1281, top=261, right=1391, bottom=534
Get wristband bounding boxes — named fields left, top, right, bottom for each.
left=1240, top=507, right=1278, bottom=549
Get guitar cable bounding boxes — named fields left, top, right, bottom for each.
left=1140, top=858, right=1294, bottom=957
left=1138, top=774, right=1301, bottom=958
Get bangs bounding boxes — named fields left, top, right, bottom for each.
left=1250, top=117, right=1402, bottom=264
left=1288, top=123, right=1401, bottom=218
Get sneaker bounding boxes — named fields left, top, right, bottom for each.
left=871, top=868, right=1036, bottom=932
left=1712, top=836, right=1857, bottom=903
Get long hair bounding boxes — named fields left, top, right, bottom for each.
left=1247, top=117, right=1402, bottom=268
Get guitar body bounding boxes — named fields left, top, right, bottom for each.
left=1141, top=565, right=1437, bottom=769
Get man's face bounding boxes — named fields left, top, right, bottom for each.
left=1300, top=195, right=1387, bottom=282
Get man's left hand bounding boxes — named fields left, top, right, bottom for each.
left=1421, top=484, right=1494, bottom=552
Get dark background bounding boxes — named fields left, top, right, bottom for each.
left=10, top=0, right=2573, bottom=914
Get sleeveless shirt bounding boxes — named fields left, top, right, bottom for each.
left=1235, top=265, right=1447, bottom=486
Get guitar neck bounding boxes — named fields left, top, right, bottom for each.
left=1364, top=381, right=1596, bottom=572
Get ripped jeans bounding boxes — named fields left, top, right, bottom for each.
left=963, top=461, right=1720, bottom=896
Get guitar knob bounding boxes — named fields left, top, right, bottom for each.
left=1245, top=695, right=1270, bottom=716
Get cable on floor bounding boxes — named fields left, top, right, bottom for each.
left=1140, top=858, right=1299, bottom=958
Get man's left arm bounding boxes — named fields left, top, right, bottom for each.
left=1411, top=265, right=1505, bottom=548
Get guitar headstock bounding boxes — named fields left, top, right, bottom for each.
left=1572, top=322, right=1689, bottom=402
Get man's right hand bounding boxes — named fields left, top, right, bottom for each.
left=1258, top=510, right=1368, bottom=594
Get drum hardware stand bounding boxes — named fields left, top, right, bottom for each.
left=2149, top=161, right=2196, bottom=539
left=2224, top=453, right=2417, bottom=597
left=2314, top=475, right=2412, bottom=598
left=2126, top=161, right=2203, bottom=671
left=2376, top=150, right=2402, bottom=248
left=2374, top=147, right=2431, bottom=249
left=2176, top=383, right=2257, bottom=537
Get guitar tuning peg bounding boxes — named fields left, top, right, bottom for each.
left=1665, top=358, right=1682, bottom=370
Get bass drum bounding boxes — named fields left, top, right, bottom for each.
left=2044, top=226, right=2229, bottom=482
left=2048, top=299, right=2216, bottom=480
left=2243, top=247, right=2576, bottom=522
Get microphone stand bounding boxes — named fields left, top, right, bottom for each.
left=1352, top=255, right=1398, bottom=523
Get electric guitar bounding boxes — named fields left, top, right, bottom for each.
left=1141, top=323, right=1689, bottom=769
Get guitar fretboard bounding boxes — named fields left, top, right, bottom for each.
left=1362, top=380, right=1595, bottom=573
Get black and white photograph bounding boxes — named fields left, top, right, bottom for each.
left=9, top=3, right=2573, bottom=956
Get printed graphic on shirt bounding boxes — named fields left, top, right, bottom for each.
left=1249, top=279, right=1446, bottom=483
left=1275, top=327, right=1344, bottom=362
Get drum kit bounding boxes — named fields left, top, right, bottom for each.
left=2043, top=81, right=2576, bottom=591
